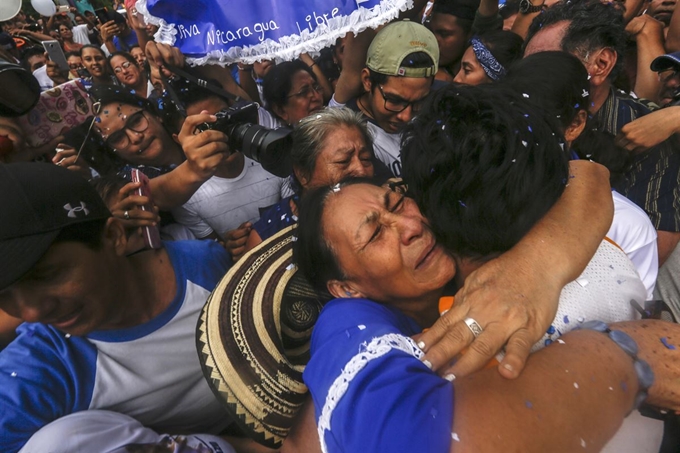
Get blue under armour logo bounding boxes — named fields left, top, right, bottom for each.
left=63, top=202, right=90, bottom=218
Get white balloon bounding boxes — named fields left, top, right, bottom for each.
left=31, top=0, right=57, bottom=17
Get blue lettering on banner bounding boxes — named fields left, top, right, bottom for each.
left=141, top=0, right=407, bottom=63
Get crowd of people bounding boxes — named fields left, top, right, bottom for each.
left=1, top=0, right=680, bottom=451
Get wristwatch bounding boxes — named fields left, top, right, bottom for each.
left=519, top=0, right=544, bottom=14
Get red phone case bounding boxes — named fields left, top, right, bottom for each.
left=130, top=169, right=162, bottom=249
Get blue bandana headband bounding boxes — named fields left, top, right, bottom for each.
left=470, top=37, right=506, bottom=81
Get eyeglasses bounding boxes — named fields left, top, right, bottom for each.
left=287, top=83, right=322, bottom=99
left=113, top=61, right=135, bottom=74
left=68, top=63, right=83, bottom=70
left=105, top=110, right=149, bottom=150
left=377, top=85, right=424, bottom=113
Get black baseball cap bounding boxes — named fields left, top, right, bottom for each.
left=0, top=163, right=111, bottom=290
left=651, top=51, right=680, bottom=72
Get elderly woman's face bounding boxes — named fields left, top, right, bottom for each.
left=277, top=70, right=324, bottom=125
left=96, top=102, right=174, bottom=165
left=300, top=125, right=374, bottom=189
left=323, top=183, right=455, bottom=303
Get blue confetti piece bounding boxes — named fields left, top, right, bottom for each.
left=430, top=167, right=435, bottom=174
left=458, top=200, right=466, bottom=207
left=524, top=114, right=529, bottom=118
left=547, top=325, right=556, bottom=335
left=661, top=337, right=676, bottom=350
left=525, top=400, right=533, bottom=409
left=528, top=126, right=533, bottom=132
left=95, top=117, right=101, bottom=123
left=574, top=103, right=580, bottom=109
left=563, top=315, right=570, bottom=324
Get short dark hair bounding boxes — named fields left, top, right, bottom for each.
left=109, top=51, right=137, bottom=67
left=367, top=51, right=436, bottom=87
left=262, top=60, right=317, bottom=118
left=52, top=218, right=108, bottom=250
left=503, top=51, right=589, bottom=130
left=503, top=51, right=631, bottom=185
left=294, top=177, right=381, bottom=291
left=80, top=44, right=106, bottom=58
left=475, top=30, right=524, bottom=73
left=401, top=84, right=569, bottom=258
left=20, top=46, right=44, bottom=71
left=525, top=0, right=627, bottom=80
left=64, top=51, right=80, bottom=60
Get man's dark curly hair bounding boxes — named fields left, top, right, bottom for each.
left=525, top=0, right=627, bottom=80
left=401, top=83, right=569, bottom=259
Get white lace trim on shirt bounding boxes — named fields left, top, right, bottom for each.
left=317, top=333, right=424, bottom=453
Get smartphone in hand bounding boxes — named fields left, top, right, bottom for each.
left=42, top=40, right=69, bottom=72
left=130, top=169, right=162, bottom=249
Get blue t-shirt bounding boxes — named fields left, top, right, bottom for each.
left=0, top=240, right=232, bottom=453
left=253, top=195, right=298, bottom=242
left=303, top=298, right=454, bottom=453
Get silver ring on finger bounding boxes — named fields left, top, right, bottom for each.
left=464, top=317, right=483, bottom=338
left=124, top=210, right=130, bottom=220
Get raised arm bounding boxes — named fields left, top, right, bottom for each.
left=417, top=160, right=614, bottom=378
left=626, top=15, right=666, bottom=101
left=452, top=319, right=679, bottom=452
left=665, top=2, right=680, bottom=52
left=149, top=113, right=229, bottom=210
left=333, top=29, right=376, bottom=104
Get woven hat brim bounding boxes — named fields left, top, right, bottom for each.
left=198, top=225, right=325, bottom=448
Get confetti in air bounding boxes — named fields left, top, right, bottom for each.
left=660, top=337, right=676, bottom=350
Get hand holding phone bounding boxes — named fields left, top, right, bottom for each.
left=42, top=40, right=69, bottom=72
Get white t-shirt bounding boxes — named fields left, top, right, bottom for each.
left=20, top=410, right=237, bottom=453
left=172, top=157, right=292, bottom=238
left=329, top=95, right=402, bottom=177
left=71, top=24, right=92, bottom=45
left=32, top=65, right=54, bottom=92
left=608, top=191, right=658, bottom=300
left=258, top=106, right=284, bottom=129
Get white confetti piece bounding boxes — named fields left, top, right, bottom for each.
left=357, top=325, right=366, bottom=330
left=65, top=333, right=71, bottom=338
left=557, top=339, right=566, bottom=344
left=581, top=438, right=586, bottom=448
left=576, top=277, right=589, bottom=287
left=451, top=433, right=460, bottom=442
left=574, top=382, right=579, bottom=389
left=522, top=93, right=530, bottom=98
left=522, top=140, right=528, bottom=147
left=11, top=372, right=17, bottom=377
left=285, top=263, right=295, bottom=271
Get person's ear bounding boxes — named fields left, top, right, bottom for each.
left=588, top=47, right=617, bottom=87
left=327, top=280, right=363, bottom=299
left=361, top=68, right=372, bottom=93
left=293, top=166, right=309, bottom=187
left=171, top=132, right=180, bottom=144
left=104, top=217, right=129, bottom=257
left=564, top=109, right=588, bottom=144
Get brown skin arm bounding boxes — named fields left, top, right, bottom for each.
left=283, top=320, right=680, bottom=453
left=626, top=15, right=666, bottom=101
left=333, top=29, right=377, bottom=104
left=665, top=2, right=680, bottom=52
left=451, top=327, right=635, bottom=452
left=657, top=230, right=680, bottom=266
left=417, top=160, right=614, bottom=379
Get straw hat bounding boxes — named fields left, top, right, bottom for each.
left=198, top=224, right=331, bottom=448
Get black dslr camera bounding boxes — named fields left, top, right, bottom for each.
left=196, top=102, right=293, bottom=178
